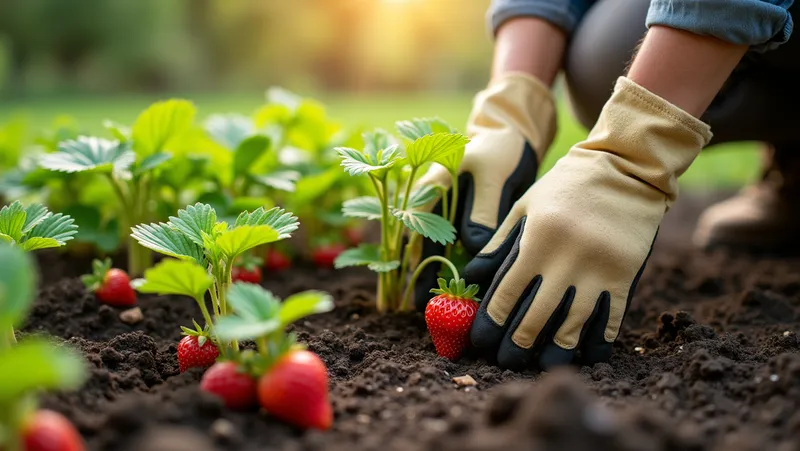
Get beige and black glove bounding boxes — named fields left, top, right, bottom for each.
left=465, top=77, right=712, bottom=369
left=412, top=72, right=557, bottom=310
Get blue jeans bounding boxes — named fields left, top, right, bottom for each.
left=489, top=0, right=795, bottom=51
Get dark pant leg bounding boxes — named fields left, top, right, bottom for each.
left=564, top=0, right=800, bottom=147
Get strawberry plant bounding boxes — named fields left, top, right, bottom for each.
left=0, top=201, right=77, bottom=253
left=38, top=99, right=197, bottom=275
left=210, top=282, right=334, bottom=429
left=129, top=203, right=299, bottom=357
left=0, top=245, right=87, bottom=451
left=333, top=118, right=472, bottom=312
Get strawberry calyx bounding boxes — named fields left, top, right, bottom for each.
left=429, top=278, right=480, bottom=303
left=180, top=320, right=215, bottom=348
left=80, top=257, right=113, bottom=292
left=235, top=253, right=264, bottom=272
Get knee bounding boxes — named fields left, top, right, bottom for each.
left=563, top=0, right=649, bottom=129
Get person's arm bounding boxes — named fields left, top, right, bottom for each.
left=491, top=17, right=566, bottom=86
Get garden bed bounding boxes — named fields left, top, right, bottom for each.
left=23, top=193, right=800, bottom=451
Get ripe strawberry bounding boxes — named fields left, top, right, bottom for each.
left=311, top=243, right=346, bottom=269
left=22, top=409, right=85, bottom=451
left=258, top=350, right=332, bottom=430
left=177, top=334, right=219, bottom=373
left=264, top=248, right=291, bottom=272
left=81, top=258, right=136, bottom=307
left=424, top=278, right=480, bottom=361
left=231, top=253, right=263, bottom=284
left=200, top=362, right=258, bottom=409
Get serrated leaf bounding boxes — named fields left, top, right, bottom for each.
left=336, top=145, right=401, bottom=177
left=333, top=244, right=400, bottom=272
left=134, top=259, right=213, bottom=300
left=132, top=99, right=196, bottom=155
left=0, top=339, right=86, bottom=404
left=135, top=152, right=172, bottom=176
left=131, top=222, right=205, bottom=264
left=234, top=135, right=270, bottom=177
left=0, top=201, right=26, bottom=242
left=226, top=282, right=281, bottom=321
left=168, top=203, right=217, bottom=247
left=205, top=114, right=254, bottom=149
left=19, top=237, right=61, bottom=251
left=342, top=196, right=382, bottom=220
left=234, top=207, right=298, bottom=238
left=0, top=245, right=35, bottom=330
left=395, top=117, right=457, bottom=141
left=25, top=212, right=77, bottom=247
left=279, top=291, right=334, bottom=326
left=21, top=204, right=50, bottom=234
left=39, top=137, right=135, bottom=174
left=401, top=184, right=439, bottom=209
left=251, top=170, right=300, bottom=192
left=392, top=209, right=455, bottom=245
left=215, top=225, right=280, bottom=258
left=404, top=133, right=468, bottom=168
left=214, top=315, right=280, bottom=342
left=362, top=129, right=397, bottom=160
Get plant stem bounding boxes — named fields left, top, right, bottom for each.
left=370, top=175, right=391, bottom=313
left=444, top=171, right=459, bottom=261
left=397, top=232, right=419, bottom=302
left=399, top=255, right=460, bottom=311
left=256, top=337, right=268, bottom=355
left=194, top=296, right=214, bottom=330
left=209, top=282, right=221, bottom=318
left=3, top=327, right=16, bottom=347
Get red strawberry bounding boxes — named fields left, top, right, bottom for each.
left=311, top=243, right=346, bottom=269
left=264, top=248, right=291, bottom=272
left=22, top=409, right=85, bottom=451
left=177, top=335, right=219, bottom=373
left=200, top=362, right=258, bottom=409
left=81, top=259, right=136, bottom=307
left=258, top=350, right=332, bottom=430
left=232, top=253, right=263, bottom=284
left=424, top=278, right=480, bottom=361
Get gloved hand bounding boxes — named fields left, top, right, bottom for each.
left=412, top=72, right=557, bottom=310
left=465, top=77, right=712, bottom=369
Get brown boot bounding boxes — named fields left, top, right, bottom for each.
left=693, top=143, right=800, bottom=253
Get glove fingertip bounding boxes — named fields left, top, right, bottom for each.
left=538, top=343, right=575, bottom=371
left=460, top=223, right=494, bottom=256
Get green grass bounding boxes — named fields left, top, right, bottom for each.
left=1, top=92, right=759, bottom=188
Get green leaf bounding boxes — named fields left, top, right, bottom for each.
left=21, top=204, right=50, bottom=234
left=290, top=167, right=340, bottom=205
left=168, top=203, right=217, bottom=247
left=392, top=210, right=456, bottom=245
left=395, top=117, right=457, bottom=141
left=135, top=152, right=172, bottom=176
left=205, top=114, right=254, bottom=149
left=0, top=245, right=35, bottom=330
left=234, top=207, right=298, bottom=238
left=279, top=291, right=334, bottom=326
left=402, top=184, right=439, bottom=209
left=132, top=99, right=196, bottom=155
left=215, top=225, right=280, bottom=258
left=226, top=282, right=281, bottom=321
left=19, top=238, right=60, bottom=252
left=342, top=196, right=382, bottom=220
left=131, top=222, right=205, bottom=264
left=0, top=201, right=26, bottom=242
left=0, top=339, right=86, bottom=404
left=336, top=145, right=401, bottom=177
left=251, top=170, right=300, bottom=192
left=404, top=133, right=468, bottom=168
left=214, top=315, right=280, bottom=342
left=40, top=137, right=135, bottom=174
left=103, top=119, right=131, bottom=142
left=234, top=135, right=270, bottom=177
left=266, top=86, right=302, bottom=112
left=63, top=205, right=119, bottom=252
left=362, top=129, right=397, bottom=159
left=334, top=244, right=400, bottom=272
left=25, top=213, right=77, bottom=247
left=133, top=259, right=213, bottom=300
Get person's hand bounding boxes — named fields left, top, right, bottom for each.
left=465, top=77, right=712, bottom=369
left=411, top=72, right=557, bottom=310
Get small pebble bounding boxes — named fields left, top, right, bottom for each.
left=423, top=419, right=448, bottom=432
left=119, top=307, right=144, bottom=325
left=395, top=387, right=404, bottom=393
left=351, top=313, right=360, bottom=320
left=634, top=346, right=644, bottom=354
left=783, top=331, right=793, bottom=337
left=210, top=419, right=236, bottom=441
left=770, top=374, right=779, bottom=382
left=356, top=414, right=371, bottom=424
left=452, top=375, right=478, bottom=387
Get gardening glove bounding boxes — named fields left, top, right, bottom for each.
left=465, top=77, right=712, bottom=370
left=412, top=72, right=557, bottom=311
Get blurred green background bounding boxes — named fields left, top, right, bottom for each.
left=0, top=0, right=759, bottom=188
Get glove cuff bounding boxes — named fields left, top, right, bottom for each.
left=583, top=76, right=713, bottom=206
left=467, top=72, right=557, bottom=161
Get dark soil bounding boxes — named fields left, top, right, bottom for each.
left=23, top=191, right=800, bottom=451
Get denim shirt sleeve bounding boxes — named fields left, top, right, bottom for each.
left=488, top=0, right=595, bottom=35
left=647, top=0, right=795, bottom=51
